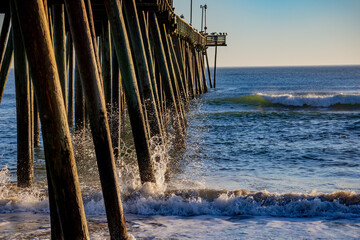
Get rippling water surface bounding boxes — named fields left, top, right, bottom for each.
left=1, top=66, right=360, bottom=239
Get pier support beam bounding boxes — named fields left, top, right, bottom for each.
left=11, top=2, right=33, bottom=188
left=205, top=49, right=212, bottom=88
left=52, top=4, right=67, bottom=109
left=200, top=50, right=208, bottom=93
left=101, top=19, right=112, bottom=110
left=149, top=13, right=185, bottom=137
left=0, top=12, right=10, bottom=69
left=0, top=31, right=13, bottom=103
left=75, top=62, right=86, bottom=133
left=67, top=35, right=74, bottom=127
left=105, top=0, right=156, bottom=184
left=13, top=0, right=89, bottom=238
left=111, top=47, right=121, bottom=158
left=214, top=41, right=218, bottom=88
left=64, top=0, right=129, bottom=238
left=123, top=0, right=162, bottom=138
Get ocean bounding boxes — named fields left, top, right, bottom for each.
left=1, top=66, right=360, bottom=239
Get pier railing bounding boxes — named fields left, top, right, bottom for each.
left=206, top=34, right=227, bottom=47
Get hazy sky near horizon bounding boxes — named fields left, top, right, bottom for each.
left=174, top=0, right=360, bottom=67
left=0, top=1, right=359, bottom=67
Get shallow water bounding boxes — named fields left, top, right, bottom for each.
left=1, top=66, right=360, bottom=239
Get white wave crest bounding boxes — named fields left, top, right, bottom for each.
left=258, top=93, right=360, bottom=107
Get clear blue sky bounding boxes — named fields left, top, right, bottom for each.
left=174, top=0, right=360, bottom=67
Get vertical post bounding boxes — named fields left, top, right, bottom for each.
left=149, top=13, right=184, bottom=135
left=74, top=61, right=85, bottom=133
left=33, top=95, right=40, bottom=147
left=68, top=35, right=74, bottom=127
left=0, top=12, right=10, bottom=69
left=205, top=49, right=212, bottom=88
left=52, top=4, right=67, bottom=110
left=84, top=0, right=103, bottom=87
left=200, top=5, right=204, bottom=32
left=186, top=43, right=196, bottom=98
left=193, top=48, right=202, bottom=95
left=111, top=45, right=120, bottom=158
left=200, top=50, right=208, bottom=93
left=123, top=0, right=162, bottom=138
left=214, top=37, right=218, bottom=88
left=172, top=36, right=187, bottom=101
left=64, top=0, right=129, bottom=238
left=139, top=11, right=163, bottom=131
left=11, top=2, right=33, bottom=188
left=190, top=0, right=193, bottom=26
left=168, top=35, right=186, bottom=102
left=0, top=31, right=13, bottom=103
left=104, top=0, right=156, bottom=184
left=13, top=0, right=89, bottom=238
left=101, top=19, right=112, bottom=110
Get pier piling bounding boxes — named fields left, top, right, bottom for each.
left=0, top=30, right=12, bottom=103
left=105, top=0, right=156, bottom=184
left=14, top=0, right=89, bottom=237
left=11, top=1, right=33, bottom=188
left=65, top=0, right=128, bottom=238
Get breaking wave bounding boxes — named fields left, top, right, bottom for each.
left=1, top=170, right=360, bottom=219
left=215, top=93, right=360, bottom=108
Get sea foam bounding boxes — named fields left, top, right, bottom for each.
left=258, top=93, right=360, bottom=107
left=218, top=93, right=360, bottom=108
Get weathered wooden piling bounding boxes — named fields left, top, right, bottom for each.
left=168, top=35, right=187, bottom=105
left=173, top=36, right=189, bottom=103
left=74, top=62, right=86, bottom=132
left=101, top=19, right=112, bottom=109
left=13, top=0, right=89, bottom=238
left=139, top=11, right=162, bottom=126
left=111, top=46, right=121, bottom=158
left=161, top=25, right=187, bottom=133
left=11, top=2, right=33, bottom=188
left=0, top=30, right=13, bottom=103
left=205, top=49, right=212, bottom=88
left=149, top=13, right=184, bottom=136
left=105, top=0, right=156, bottom=184
left=186, top=42, right=196, bottom=99
left=64, top=0, right=128, bottom=238
left=52, top=4, right=67, bottom=110
left=213, top=37, right=218, bottom=88
left=0, top=12, right=10, bottom=69
left=193, top=48, right=202, bottom=95
left=67, top=35, right=74, bottom=127
left=200, top=50, right=208, bottom=93
left=33, top=95, right=40, bottom=147
left=123, top=0, right=163, bottom=138
left=84, top=0, right=103, bottom=87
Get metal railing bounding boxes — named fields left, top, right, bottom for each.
left=164, top=0, right=206, bottom=47
left=205, top=34, right=227, bottom=46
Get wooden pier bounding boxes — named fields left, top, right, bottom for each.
left=0, top=0, right=226, bottom=238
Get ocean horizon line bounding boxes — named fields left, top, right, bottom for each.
left=212, top=64, right=360, bottom=69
